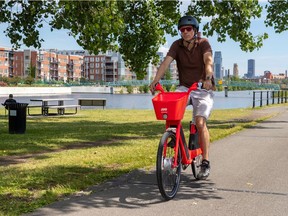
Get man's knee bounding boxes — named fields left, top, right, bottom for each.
left=195, top=116, right=207, bottom=131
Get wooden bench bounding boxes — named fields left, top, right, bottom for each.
left=78, top=98, right=106, bottom=109
left=44, top=105, right=81, bottom=115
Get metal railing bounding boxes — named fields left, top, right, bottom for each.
left=252, top=90, right=288, bottom=108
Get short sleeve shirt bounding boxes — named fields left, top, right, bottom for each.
left=167, top=38, right=212, bottom=88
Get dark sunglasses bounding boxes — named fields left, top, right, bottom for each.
left=180, top=27, right=193, bottom=33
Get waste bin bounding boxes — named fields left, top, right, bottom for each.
left=7, top=103, right=29, bottom=134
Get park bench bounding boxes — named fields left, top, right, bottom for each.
left=28, top=104, right=80, bottom=116
left=42, top=105, right=81, bottom=115
left=78, top=98, right=106, bottom=109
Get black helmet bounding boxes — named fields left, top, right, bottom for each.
left=178, top=15, right=199, bottom=32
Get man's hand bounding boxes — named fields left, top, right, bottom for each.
left=149, top=81, right=158, bottom=94
left=203, top=79, right=213, bottom=90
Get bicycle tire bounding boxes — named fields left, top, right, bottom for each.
left=156, top=131, right=181, bottom=200
left=191, top=154, right=203, bottom=180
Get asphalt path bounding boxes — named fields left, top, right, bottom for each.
left=26, top=106, right=288, bottom=216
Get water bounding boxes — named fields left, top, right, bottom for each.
left=1, top=91, right=255, bottom=110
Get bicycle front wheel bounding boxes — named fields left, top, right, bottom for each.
left=156, top=131, right=181, bottom=200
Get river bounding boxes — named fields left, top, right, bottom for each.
left=1, top=90, right=256, bottom=110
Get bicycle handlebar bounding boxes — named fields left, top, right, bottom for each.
left=154, top=82, right=200, bottom=94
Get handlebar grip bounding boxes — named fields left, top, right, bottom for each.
left=154, top=83, right=165, bottom=93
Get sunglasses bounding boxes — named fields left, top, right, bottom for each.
left=180, top=27, right=193, bottom=33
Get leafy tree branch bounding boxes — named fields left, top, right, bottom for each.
left=0, top=0, right=287, bottom=79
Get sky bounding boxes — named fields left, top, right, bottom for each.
left=0, top=1, right=287, bottom=77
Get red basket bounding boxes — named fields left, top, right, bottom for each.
left=152, top=92, right=188, bottom=120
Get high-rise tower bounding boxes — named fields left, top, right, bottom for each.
left=247, top=59, right=255, bottom=78
left=233, top=63, right=239, bottom=77
left=214, top=51, right=222, bottom=79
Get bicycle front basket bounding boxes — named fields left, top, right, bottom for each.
left=152, top=92, right=188, bottom=120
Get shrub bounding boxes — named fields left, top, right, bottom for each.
left=170, top=85, right=176, bottom=92
left=126, top=85, right=133, bottom=94
left=0, top=81, right=8, bottom=87
left=24, top=76, right=35, bottom=85
left=143, top=85, right=149, bottom=93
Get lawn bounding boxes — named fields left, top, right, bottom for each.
left=0, top=107, right=278, bottom=215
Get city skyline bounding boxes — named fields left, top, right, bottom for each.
left=163, top=22, right=288, bottom=77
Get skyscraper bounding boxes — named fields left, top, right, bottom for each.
left=214, top=51, right=222, bottom=79
left=247, top=59, right=255, bottom=78
left=233, top=63, right=239, bottom=77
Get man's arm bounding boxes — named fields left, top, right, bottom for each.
left=150, top=56, right=174, bottom=92
left=203, top=52, right=214, bottom=90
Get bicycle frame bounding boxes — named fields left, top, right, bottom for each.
left=166, top=121, right=202, bottom=168
left=154, top=83, right=202, bottom=168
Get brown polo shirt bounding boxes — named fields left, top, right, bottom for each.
left=167, top=38, right=212, bottom=88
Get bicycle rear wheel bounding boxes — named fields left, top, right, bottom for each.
left=156, top=131, right=181, bottom=200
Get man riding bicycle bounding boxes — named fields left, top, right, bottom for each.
left=150, top=15, right=215, bottom=180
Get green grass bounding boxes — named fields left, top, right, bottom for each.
left=0, top=107, right=281, bottom=215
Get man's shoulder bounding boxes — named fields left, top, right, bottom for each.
left=198, top=37, right=210, bottom=44
left=197, top=37, right=212, bottom=51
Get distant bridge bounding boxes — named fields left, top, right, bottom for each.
left=105, top=80, right=280, bottom=90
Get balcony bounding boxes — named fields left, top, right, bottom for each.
left=105, top=71, right=114, bottom=75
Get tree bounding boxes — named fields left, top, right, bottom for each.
left=0, top=1, right=287, bottom=79
left=27, top=64, right=36, bottom=79
left=164, top=69, right=172, bottom=80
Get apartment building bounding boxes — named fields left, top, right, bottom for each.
left=84, top=54, right=119, bottom=82
left=57, top=54, right=69, bottom=81
left=12, top=50, right=38, bottom=78
left=1, top=47, right=179, bottom=83
left=0, top=47, right=13, bottom=77
left=34, top=50, right=82, bottom=82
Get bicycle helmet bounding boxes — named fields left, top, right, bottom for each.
left=178, top=15, right=199, bottom=32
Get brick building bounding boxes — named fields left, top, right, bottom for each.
left=0, top=47, right=13, bottom=77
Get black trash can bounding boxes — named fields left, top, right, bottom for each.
left=7, top=103, right=29, bottom=134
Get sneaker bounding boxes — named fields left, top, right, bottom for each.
left=197, top=159, right=210, bottom=180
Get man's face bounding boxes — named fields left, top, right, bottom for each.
left=179, top=25, right=194, bottom=41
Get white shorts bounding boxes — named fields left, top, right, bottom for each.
left=176, top=86, right=214, bottom=120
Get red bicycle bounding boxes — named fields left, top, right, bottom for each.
left=152, top=82, right=203, bottom=200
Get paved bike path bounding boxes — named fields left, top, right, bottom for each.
left=26, top=106, right=288, bottom=216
